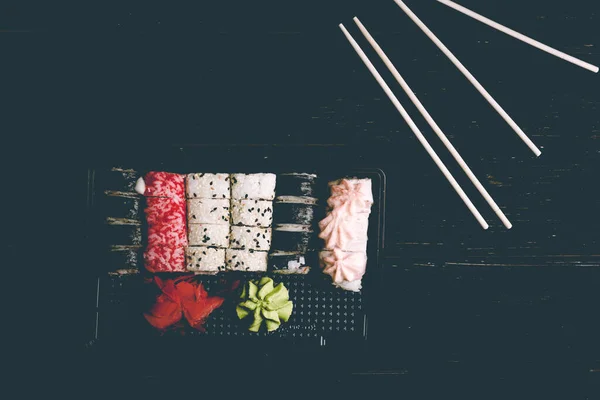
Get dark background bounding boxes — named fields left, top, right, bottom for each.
left=3, top=0, right=599, bottom=397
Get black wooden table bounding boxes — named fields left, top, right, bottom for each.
left=3, top=0, right=599, bottom=397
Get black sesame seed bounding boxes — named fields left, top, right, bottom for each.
left=262, top=234, right=266, bottom=239
left=256, top=233, right=260, bottom=237
left=257, top=208, right=261, bottom=212
left=222, top=194, right=226, bottom=198
left=210, top=181, right=213, bottom=185
left=225, top=177, right=229, bottom=181
left=247, top=229, right=251, bottom=233
left=204, top=228, right=207, bottom=232
left=245, top=194, right=248, bottom=199
left=199, top=258, right=202, bottom=262
left=212, top=194, right=216, bottom=198
left=255, top=200, right=258, bottom=204
left=192, top=215, right=197, bottom=219
left=192, top=175, right=196, bottom=180
left=196, top=264, right=200, bottom=267
left=249, top=249, right=254, bottom=253
left=225, top=236, right=229, bottom=239
left=255, top=218, right=258, bottom=222
left=193, top=193, right=197, bottom=197
left=188, top=263, right=192, bottom=267
left=202, top=251, right=206, bottom=255
left=245, top=267, right=250, bottom=271
left=200, top=173, right=205, bottom=177
left=232, top=255, right=237, bottom=258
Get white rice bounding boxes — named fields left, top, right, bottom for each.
left=230, top=173, right=276, bottom=200
left=269, top=252, right=310, bottom=275
left=225, top=249, right=268, bottom=272
left=186, top=173, right=230, bottom=199
left=230, top=226, right=272, bottom=251
left=230, top=199, right=273, bottom=227
left=187, top=199, right=230, bottom=225
left=188, top=223, right=230, bottom=248
left=186, top=246, right=225, bottom=273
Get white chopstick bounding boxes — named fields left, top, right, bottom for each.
left=353, top=17, right=512, bottom=229
left=339, top=23, right=489, bottom=230
left=437, top=0, right=599, bottom=74
left=393, top=0, right=542, bottom=157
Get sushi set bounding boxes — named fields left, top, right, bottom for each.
left=86, top=149, right=385, bottom=349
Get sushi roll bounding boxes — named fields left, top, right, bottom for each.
left=326, top=178, right=373, bottom=213
left=145, top=197, right=188, bottom=247
left=230, top=199, right=273, bottom=227
left=275, top=173, right=318, bottom=198
left=272, top=200, right=316, bottom=225
left=139, top=171, right=185, bottom=200
left=96, top=167, right=140, bottom=195
left=103, top=218, right=143, bottom=246
left=188, top=224, right=230, bottom=248
left=319, top=250, right=367, bottom=292
left=225, top=249, right=268, bottom=272
left=187, top=199, right=230, bottom=225
left=144, top=245, right=186, bottom=273
left=319, top=212, right=369, bottom=253
left=186, top=173, right=230, bottom=199
left=105, top=246, right=142, bottom=272
left=186, top=247, right=226, bottom=274
left=269, top=252, right=311, bottom=275
left=229, top=226, right=272, bottom=251
left=145, top=197, right=186, bottom=227
left=270, top=224, right=314, bottom=253
left=230, top=173, right=276, bottom=200
left=97, top=192, right=141, bottom=220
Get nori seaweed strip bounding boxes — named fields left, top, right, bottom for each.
left=272, top=202, right=316, bottom=225
left=276, top=173, right=318, bottom=197
left=95, top=168, right=140, bottom=193
left=97, top=194, right=141, bottom=220
left=102, top=223, right=143, bottom=246
left=105, top=247, right=142, bottom=271
left=270, top=228, right=315, bottom=253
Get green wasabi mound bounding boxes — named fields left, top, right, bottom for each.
left=236, top=277, right=294, bottom=332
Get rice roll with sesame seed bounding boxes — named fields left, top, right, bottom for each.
left=270, top=224, right=315, bottom=253
left=187, top=198, right=230, bottom=225
left=269, top=251, right=312, bottom=275
left=229, top=226, right=271, bottom=251
left=275, top=173, right=318, bottom=198
left=186, top=173, right=230, bottom=199
left=188, top=224, right=230, bottom=248
left=186, top=247, right=225, bottom=274
left=230, top=173, right=276, bottom=200
left=230, top=199, right=273, bottom=227
left=225, top=249, right=268, bottom=272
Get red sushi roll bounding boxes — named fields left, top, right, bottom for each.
left=143, top=171, right=185, bottom=200
left=145, top=197, right=186, bottom=227
left=144, top=245, right=186, bottom=273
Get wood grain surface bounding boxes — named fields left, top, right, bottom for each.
left=2, top=0, right=599, bottom=396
